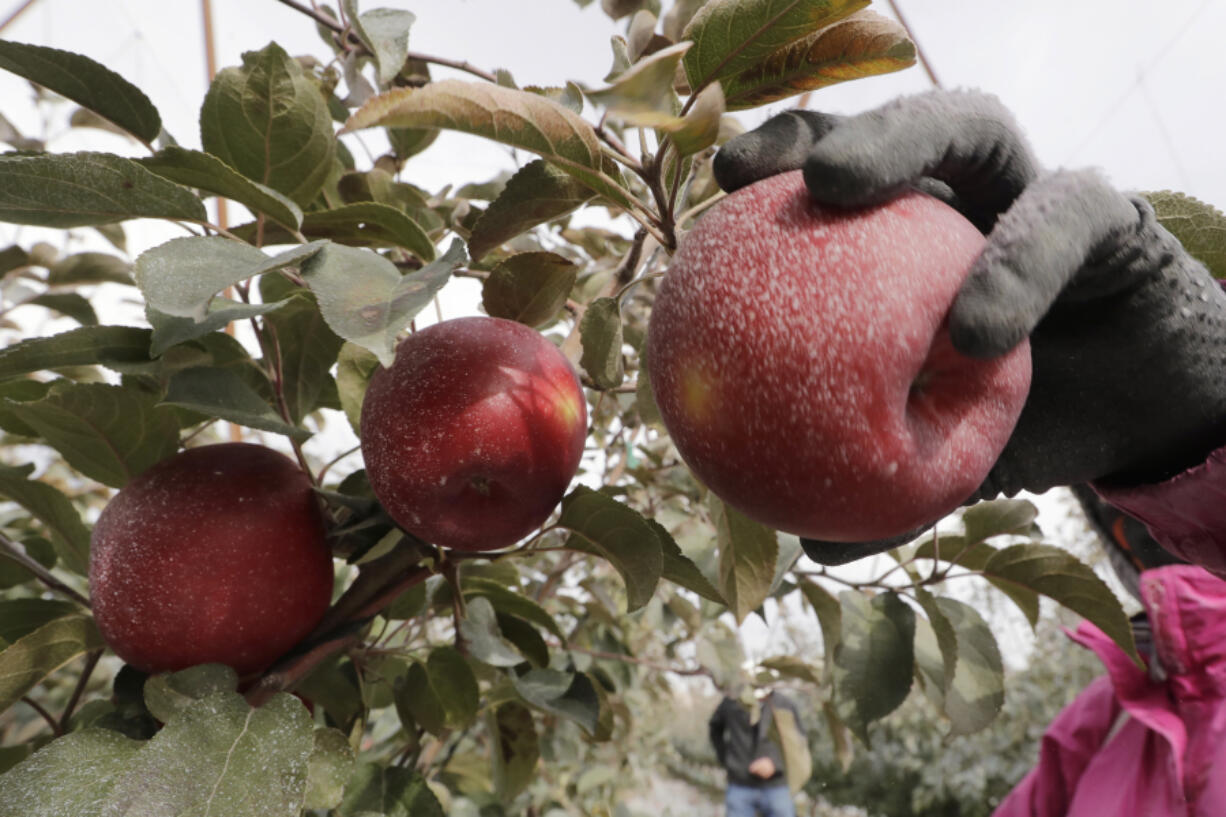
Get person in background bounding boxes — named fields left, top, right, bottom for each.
left=709, top=682, right=804, bottom=817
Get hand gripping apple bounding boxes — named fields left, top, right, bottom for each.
left=714, top=90, right=1226, bottom=564
left=646, top=172, right=1031, bottom=544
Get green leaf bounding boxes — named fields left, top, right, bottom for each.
left=912, top=532, right=1042, bottom=628
left=0, top=152, right=205, bottom=228
left=934, top=597, right=1004, bottom=736
left=344, top=80, right=636, bottom=210
left=336, top=342, right=380, bottom=434
left=301, top=239, right=465, bottom=367
left=0, top=326, right=152, bottom=381
left=142, top=664, right=240, bottom=723
left=722, top=10, right=915, bottom=110
left=6, top=381, right=180, bottom=488
left=396, top=661, right=446, bottom=736
left=1142, top=190, right=1226, bottom=279
left=47, top=252, right=134, bottom=286
left=347, top=4, right=415, bottom=87
left=23, top=293, right=97, bottom=325
left=982, top=543, right=1140, bottom=664
left=526, top=82, right=586, bottom=114
left=135, top=236, right=324, bottom=320
left=112, top=692, right=314, bottom=815
left=0, top=379, right=49, bottom=437
left=200, top=42, right=336, bottom=204
left=579, top=296, right=624, bottom=390
left=962, top=498, right=1040, bottom=545
left=514, top=669, right=602, bottom=736
left=760, top=654, right=821, bottom=686
left=239, top=202, right=436, bottom=260
left=0, top=40, right=161, bottom=142
left=498, top=613, right=550, bottom=667
left=559, top=486, right=664, bottom=613
left=0, top=467, right=91, bottom=575
left=259, top=276, right=345, bottom=424
left=489, top=701, right=539, bottom=802
left=148, top=299, right=288, bottom=357
left=664, top=81, right=725, bottom=156
left=656, top=519, right=725, bottom=603
left=0, top=614, right=104, bottom=716
left=163, top=366, right=311, bottom=440
left=140, top=147, right=304, bottom=229
left=346, top=79, right=603, bottom=173
left=0, top=728, right=143, bottom=814
left=337, top=763, right=444, bottom=817
left=481, top=251, right=577, bottom=327
left=663, top=0, right=709, bottom=40
left=459, top=596, right=525, bottom=667
left=463, top=577, right=566, bottom=641
left=711, top=495, right=778, bottom=623
left=913, top=588, right=957, bottom=703
left=0, top=599, right=81, bottom=643
left=586, top=42, right=692, bottom=125
left=468, top=159, right=596, bottom=261
left=833, top=591, right=915, bottom=742
left=799, top=579, right=841, bottom=675
left=424, top=647, right=481, bottom=730
left=681, top=0, right=866, bottom=91
left=305, top=727, right=355, bottom=811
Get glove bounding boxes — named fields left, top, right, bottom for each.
left=711, top=90, right=1226, bottom=565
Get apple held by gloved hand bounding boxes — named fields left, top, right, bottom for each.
left=646, top=170, right=1032, bottom=543
left=361, top=316, right=587, bottom=552
left=89, top=443, right=335, bottom=677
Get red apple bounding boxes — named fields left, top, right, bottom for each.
left=646, top=170, right=1032, bottom=543
left=360, top=316, right=587, bottom=551
left=89, top=443, right=334, bottom=676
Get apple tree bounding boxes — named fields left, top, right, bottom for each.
left=0, top=1, right=1219, bottom=814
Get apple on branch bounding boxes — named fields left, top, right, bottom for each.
left=360, top=316, right=588, bottom=552
left=89, top=443, right=335, bottom=677
left=646, top=170, right=1032, bottom=544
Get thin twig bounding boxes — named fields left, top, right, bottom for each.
left=20, top=696, right=61, bottom=737
left=0, top=0, right=40, bottom=35
left=272, top=0, right=499, bottom=83
left=0, top=531, right=91, bottom=608
left=59, top=649, right=103, bottom=731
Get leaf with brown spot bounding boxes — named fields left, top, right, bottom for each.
left=723, top=10, right=915, bottom=110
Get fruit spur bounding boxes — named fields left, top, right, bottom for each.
left=646, top=170, right=1032, bottom=545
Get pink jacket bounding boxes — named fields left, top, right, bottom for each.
left=991, top=565, right=1226, bottom=816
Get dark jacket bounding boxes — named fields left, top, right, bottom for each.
left=708, top=691, right=801, bottom=788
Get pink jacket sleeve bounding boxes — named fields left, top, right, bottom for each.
left=1094, top=445, right=1226, bottom=578
left=991, top=676, right=1122, bottom=817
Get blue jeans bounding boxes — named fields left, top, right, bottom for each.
left=725, top=782, right=796, bottom=817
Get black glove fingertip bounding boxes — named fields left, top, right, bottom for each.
left=713, top=110, right=843, bottom=193
left=800, top=524, right=932, bottom=566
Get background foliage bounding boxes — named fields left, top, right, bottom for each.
left=0, top=0, right=1222, bottom=814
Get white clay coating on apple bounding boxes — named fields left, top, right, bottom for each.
left=646, top=170, right=1033, bottom=542
left=360, top=316, right=588, bottom=552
